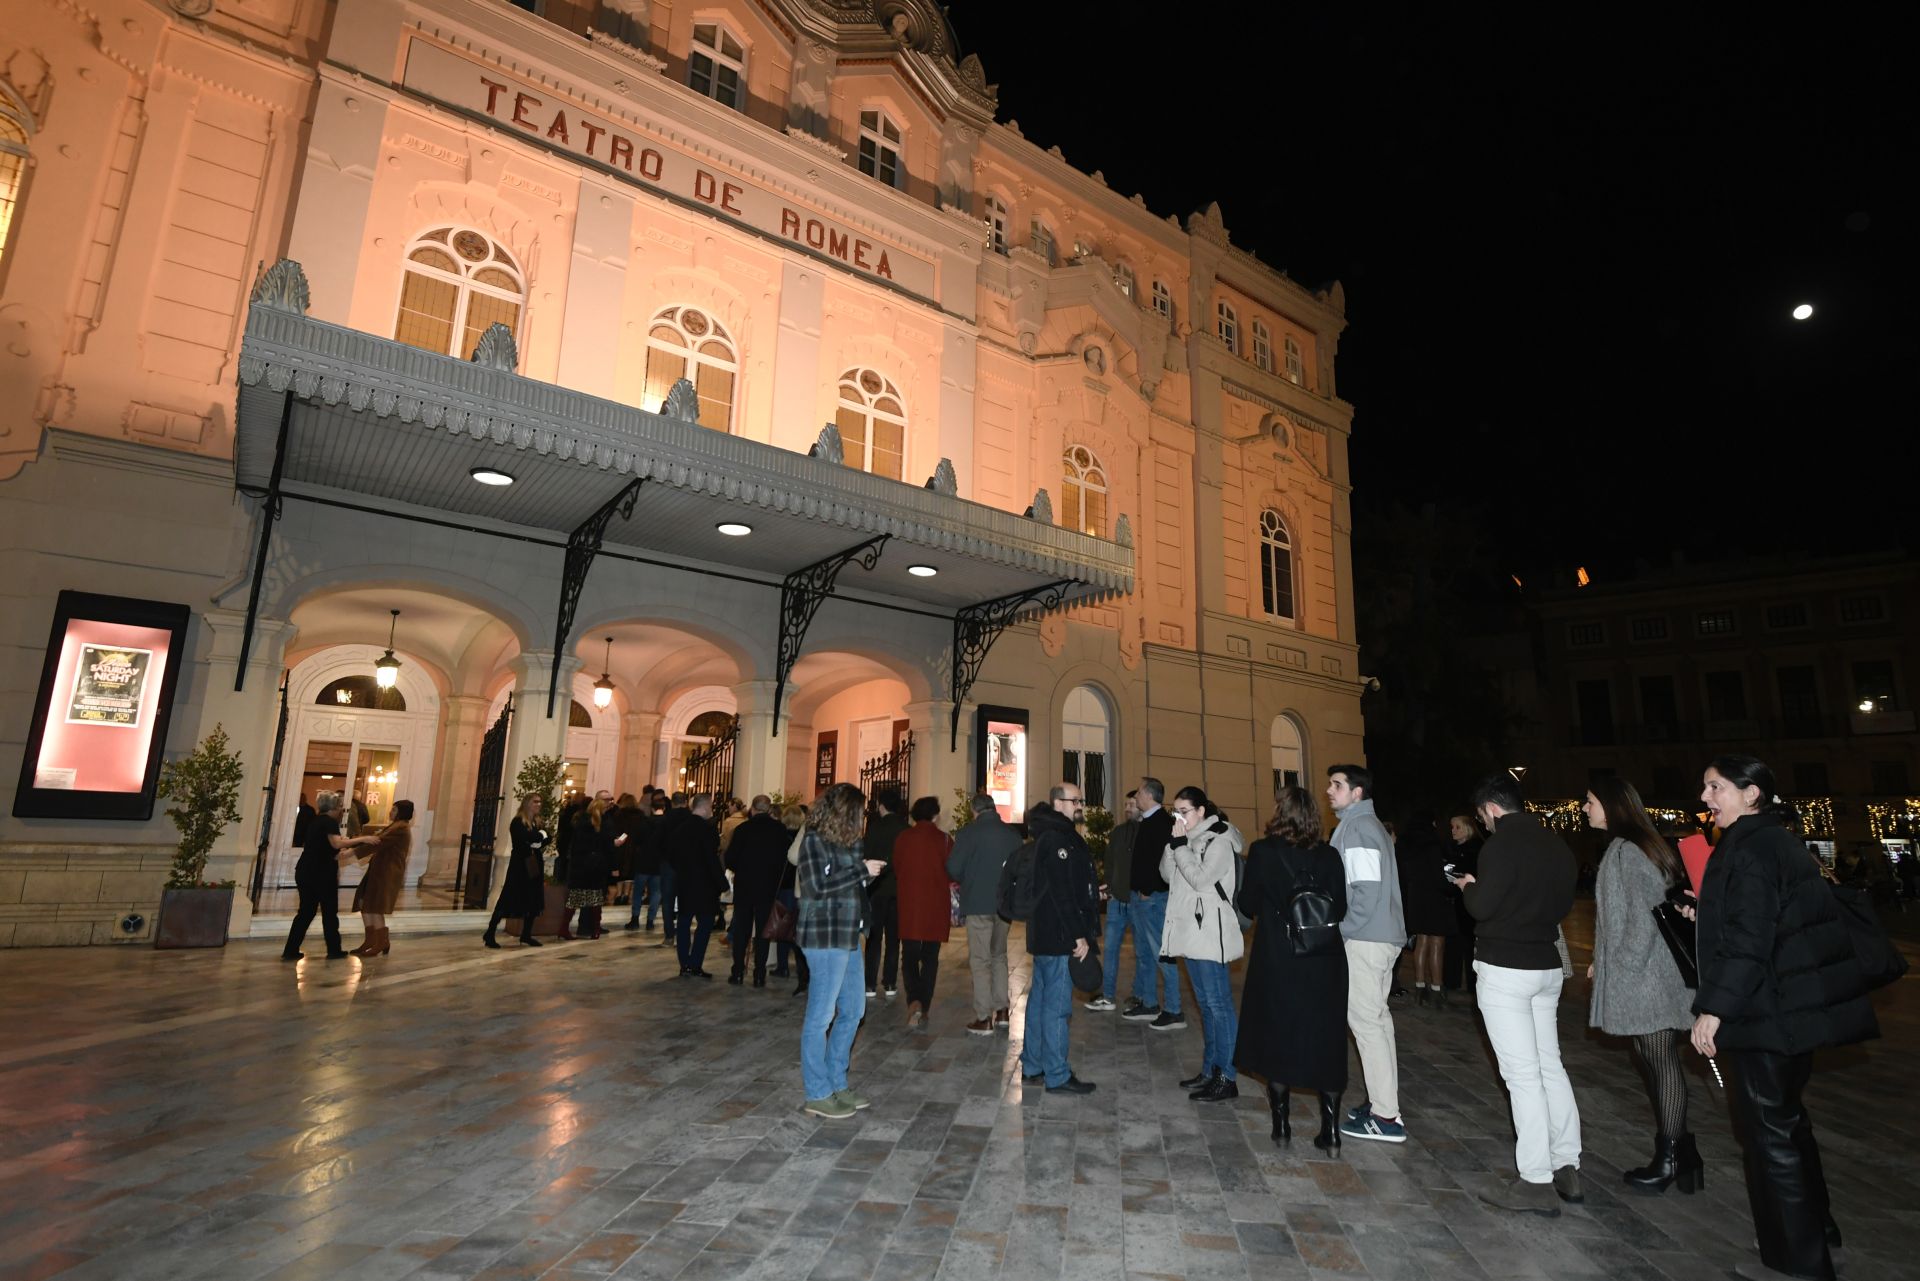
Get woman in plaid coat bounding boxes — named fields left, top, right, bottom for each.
left=797, top=784, right=886, bottom=1119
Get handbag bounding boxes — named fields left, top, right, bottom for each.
left=1650, top=901, right=1698, bottom=989
left=761, top=897, right=797, bottom=943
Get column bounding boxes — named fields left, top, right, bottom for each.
left=501, top=651, right=583, bottom=839
left=621, top=709, right=664, bottom=793
left=419, top=694, right=489, bottom=891
left=905, top=697, right=966, bottom=815
left=730, top=679, right=784, bottom=800
left=193, top=609, right=297, bottom=939
left=768, top=261, right=826, bottom=452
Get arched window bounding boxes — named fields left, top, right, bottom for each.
left=687, top=710, right=734, bottom=739
left=982, top=195, right=1009, bottom=255
left=1258, top=509, right=1295, bottom=622
left=1270, top=714, right=1306, bottom=795
left=1252, top=320, right=1274, bottom=372
left=1061, top=445, right=1108, bottom=537
left=0, top=92, right=30, bottom=278
left=689, top=22, right=746, bottom=109
left=1062, top=685, right=1111, bottom=809
left=1215, top=300, right=1239, bottom=354
left=393, top=227, right=525, bottom=361
left=1284, top=335, right=1305, bottom=385
left=645, top=305, right=737, bottom=431
left=315, top=675, right=406, bottom=712
left=569, top=699, right=595, bottom=729
left=1150, top=279, right=1172, bottom=320
left=1029, top=218, right=1057, bottom=267
left=835, top=367, right=906, bottom=480
left=857, top=109, right=902, bottom=187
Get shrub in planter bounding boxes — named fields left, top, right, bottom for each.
left=154, top=724, right=244, bottom=949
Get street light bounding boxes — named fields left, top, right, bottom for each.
left=592, top=637, right=615, bottom=710
left=373, top=609, right=402, bottom=689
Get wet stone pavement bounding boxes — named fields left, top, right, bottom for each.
left=0, top=903, right=1915, bottom=1281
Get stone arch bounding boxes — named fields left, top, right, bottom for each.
left=641, top=268, right=752, bottom=356
left=1245, top=485, right=1313, bottom=631
left=570, top=600, right=761, bottom=683
left=264, top=564, right=541, bottom=656
left=402, top=181, right=549, bottom=282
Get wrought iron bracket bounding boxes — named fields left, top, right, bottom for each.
left=235, top=390, right=295, bottom=692
left=772, top=534, right=890, bottom=735
left=550, top=479, right=646, bottom=716
left=950, top=579, right=1079, bottom=749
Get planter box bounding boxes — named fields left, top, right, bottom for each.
left=155, top=886, right=234, bottom=949
left=526, top=882, right=567, bottom=937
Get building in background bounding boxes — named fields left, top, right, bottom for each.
left=0, top=0, right=1363, bottom=945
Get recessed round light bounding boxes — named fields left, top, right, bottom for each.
left=907, top=564, right=938, bottom=577
left=716, top=522, right=753, bottom=537
left=1791, top=302, right=1814, bottom=321
left=470, top=466, right=515, bottom=486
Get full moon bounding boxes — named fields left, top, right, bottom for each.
left=1792, top=303, right=1814, bottom=321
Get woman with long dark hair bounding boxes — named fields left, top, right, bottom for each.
left=348, top=799, right=413, bottom=957
left=1694, top=755, right=1875, bottom=1281
left=1582, top=776, right=1700, bottom=1193
left=1234, top=786, right=1348, bottom=1147
left=796, top=784, right=885, bottom=1119
left=1161, top=785, right=1246, bottom=1103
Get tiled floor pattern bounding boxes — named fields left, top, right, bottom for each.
left=0, top=904, right=1915, bottom=1281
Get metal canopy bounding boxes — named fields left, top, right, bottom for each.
left=232, top=264, right=1135, bottom=718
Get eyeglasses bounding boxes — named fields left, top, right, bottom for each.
left=1062, top=797, right=1085, bottom=806
left=1173, top=807, right=1195, bottom=816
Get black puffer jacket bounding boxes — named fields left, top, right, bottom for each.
left=1024, top=804, right=1099, bottom=957
left=1694, top=811, right=1879, bottom=1054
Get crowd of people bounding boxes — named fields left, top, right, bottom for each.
left=363, top=747, right=1881, bottom=1281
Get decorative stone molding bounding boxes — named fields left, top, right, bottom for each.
left=249, top=259, right=310, bottom=314
left=1027, top=488, right=1053, bottom=525
left=469, top=322, right=518, bottom=371
left=662, top=377, right=701, bottom=423
left=586, top=29, right=667, bottom=73
left=783, top=126, right=848, bottom=161
left=809, top=422, right=844, bottom=464
left=926, top=457, right=956, bottom=496
left=1114, top=513, right=1132, bottom=548
left=1190, top=200, right=1231, bottom=245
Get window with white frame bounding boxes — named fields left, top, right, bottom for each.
left=834, top=367, right=906, bottom=480
left=1114, top=263, right=1136, bottom=299
left=1270, top=714, right=1306, bottom=794
left=689, top=23, right=746, bottom=109
left=1028, top=218, right=1057, bottom=266
left=0, top=92, right=28, bottom=279
left=1258, top=509, right=1296, bottom=621
left=392, top=227, right=526, bottom=362
left=1216, top=300, right=1239, bottom=353
left=1252, top=320, right=1273, bottom=372
left=1060, top=445, right=1109, bottom=537
left=982, top=195, right=1009, bottom=254
left=1150, top=279, right=1172, bottom=320
left=644, top=306, right=737, bottom=431
left=857, top=109, right=902, bottom=187
left=1061, top=685, right=1111, bottom=808
left=1284, top=335, right=1305, bottom=385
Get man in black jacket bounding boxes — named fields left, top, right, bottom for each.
left=1120, top=777, right=1184, bottom=1030
left=724, top=795, right=791, bottom=987
left=1020, top=786, right=1100, bottom=1094
left=650, top=792, right=691, bottom=945
left=1460, top=773, right=1582, bottom=1217
left=862, top=786, right=909, bottom=998
left=667, top=793, right=723, bottom=977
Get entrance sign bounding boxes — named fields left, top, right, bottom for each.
left=401, top=41, right=939, bottom=301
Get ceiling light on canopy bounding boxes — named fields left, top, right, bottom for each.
left=373, top=609, right=403, bottom=689
left=593, top=637, right=615, bottom=710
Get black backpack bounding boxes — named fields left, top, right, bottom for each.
left=996, top=839, right=1044, bottom=922
left=1284, top=846, right=1342, bottom=956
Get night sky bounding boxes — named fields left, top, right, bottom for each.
left=958, top=6, right=1913, bottom=579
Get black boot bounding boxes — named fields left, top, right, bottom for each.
left=1416, top=987, right=1430, bottom=1007
left=1179, top=1067, right=1211, bottom=1090
left=1267, top=1083, right=1291, bottom=1143
left=1623, top=1133, right=1679, bottom=1193
left=1315, top=1091, right=1342, bottom=1150
left=1674, top=1134, right=1704, bottom=1194
left=483, top=929, right=501, bottom=949
left=1434, top=986, right=1448, bottom=1009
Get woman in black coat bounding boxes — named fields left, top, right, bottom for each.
left=1234, top=786, right=1349, bottom=1149
left=1693, top=755, right=1877, bottom=1281
left=1396, top=813, right=1457, bottom=1006
left=562, top=799, right=624, bottom=940
left=483, top=794, right=549, bottom=948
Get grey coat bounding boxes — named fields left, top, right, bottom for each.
left=946, top=811, right=1022, bottom=917
left=1589, top=837, right=1695, bottom=1035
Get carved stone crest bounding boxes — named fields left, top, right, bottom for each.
left=469, top=322, right=518, bottom=371
left=1027, top=487, right=1053, bottom=525
left=809, top=423, right=845, bottom=465
left=249, top=259, right=310, bottom=314
left=925, top=457, right=957, bottom=496
left=1114, top=513, right=1133, bottom=547
left=662, top=377, right=701, bottom=422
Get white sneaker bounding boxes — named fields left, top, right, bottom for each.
left=866, top=989, right=878, bottom=999
left=1084, top=997, right=1116, bottom=1011
left=884, top=987, right=898, bottom=998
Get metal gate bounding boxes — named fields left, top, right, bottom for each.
left=684, top=722, right=738, bottom=801
left=459, top=694, right=514, bottom=908
left=247, top=672, right=291, bottom=908
left=859, top=731, right=914, bottom=807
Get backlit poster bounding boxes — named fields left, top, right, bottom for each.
left=13, top=592, right=192, bottom=820
left=982, top=714, right=1029, bottom=823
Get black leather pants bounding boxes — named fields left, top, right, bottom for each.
left=1728, top=1049, right=1835, bottom=1281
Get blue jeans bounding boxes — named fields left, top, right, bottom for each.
left=1126, top=893, right=1180, bottom=1013
left=1101, top=902, right=1132, bottom=1001
left=676, top=906, right=712, bottom=971
left=800, top=945, right=866, bottom=1101
left=1022, top=954, right=1073, bottom=1087
left=630, top=874, right=662, bottom=927
left=1186, top=958, right=1237, bottom=1080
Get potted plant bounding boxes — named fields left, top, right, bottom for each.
left=513, top=754, right=569, bottom=936
left=154, top=724, right=245, bottom=949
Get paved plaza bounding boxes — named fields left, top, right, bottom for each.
left=1, top=907, right=1914, bottom=1281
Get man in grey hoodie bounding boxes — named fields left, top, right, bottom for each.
left=947, top=793, right=1022, bottom=1034
left=1327, top=764, right=1409, bottom=1143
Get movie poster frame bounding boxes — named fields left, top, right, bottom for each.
left=11, top=591, right=193, bottom=820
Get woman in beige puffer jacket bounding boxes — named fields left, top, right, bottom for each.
left=1160, top=786, right=1246, bottom=1102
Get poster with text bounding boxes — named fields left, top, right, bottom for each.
left=64, top=644, right=153, bottom=728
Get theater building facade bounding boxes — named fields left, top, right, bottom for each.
left=0, top=0, right=1362, bottom=945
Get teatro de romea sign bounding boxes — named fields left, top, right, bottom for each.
left=401, top=41, right=937, bottom=300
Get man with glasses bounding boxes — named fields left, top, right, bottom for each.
left=1120, top=777, right=1185, bottom=1031
left=1020, top=784, right=1101, bottom=1093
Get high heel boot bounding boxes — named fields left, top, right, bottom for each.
left=353, top=927, right=390, bottom=957
left=1673, top=1134, right=1704, bottom=1194
left=1315, top=1091, right=1342, bottom=1150
left=557, top=909, right=576, bottom=941
left=1267, top=1083, right=1291, bottom=1143
left=1623, top=1133, right=1677, bottom=1193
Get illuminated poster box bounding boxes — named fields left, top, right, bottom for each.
left=12, top=592, right=192, bottom=820
left=973, top=705, right=1029, bottom=824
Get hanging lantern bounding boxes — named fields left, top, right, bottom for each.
left=374, top=608, right=403, bottom=689
left=592, top=636, right=615, bottom=710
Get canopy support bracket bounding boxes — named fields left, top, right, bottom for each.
left=950, top=578, right=1078, bottom=749
left=550, top=478, right=645, bottom=717
left=772, top=534, right=890, bottom=735
left=234, top=390, right=294, bottom=692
